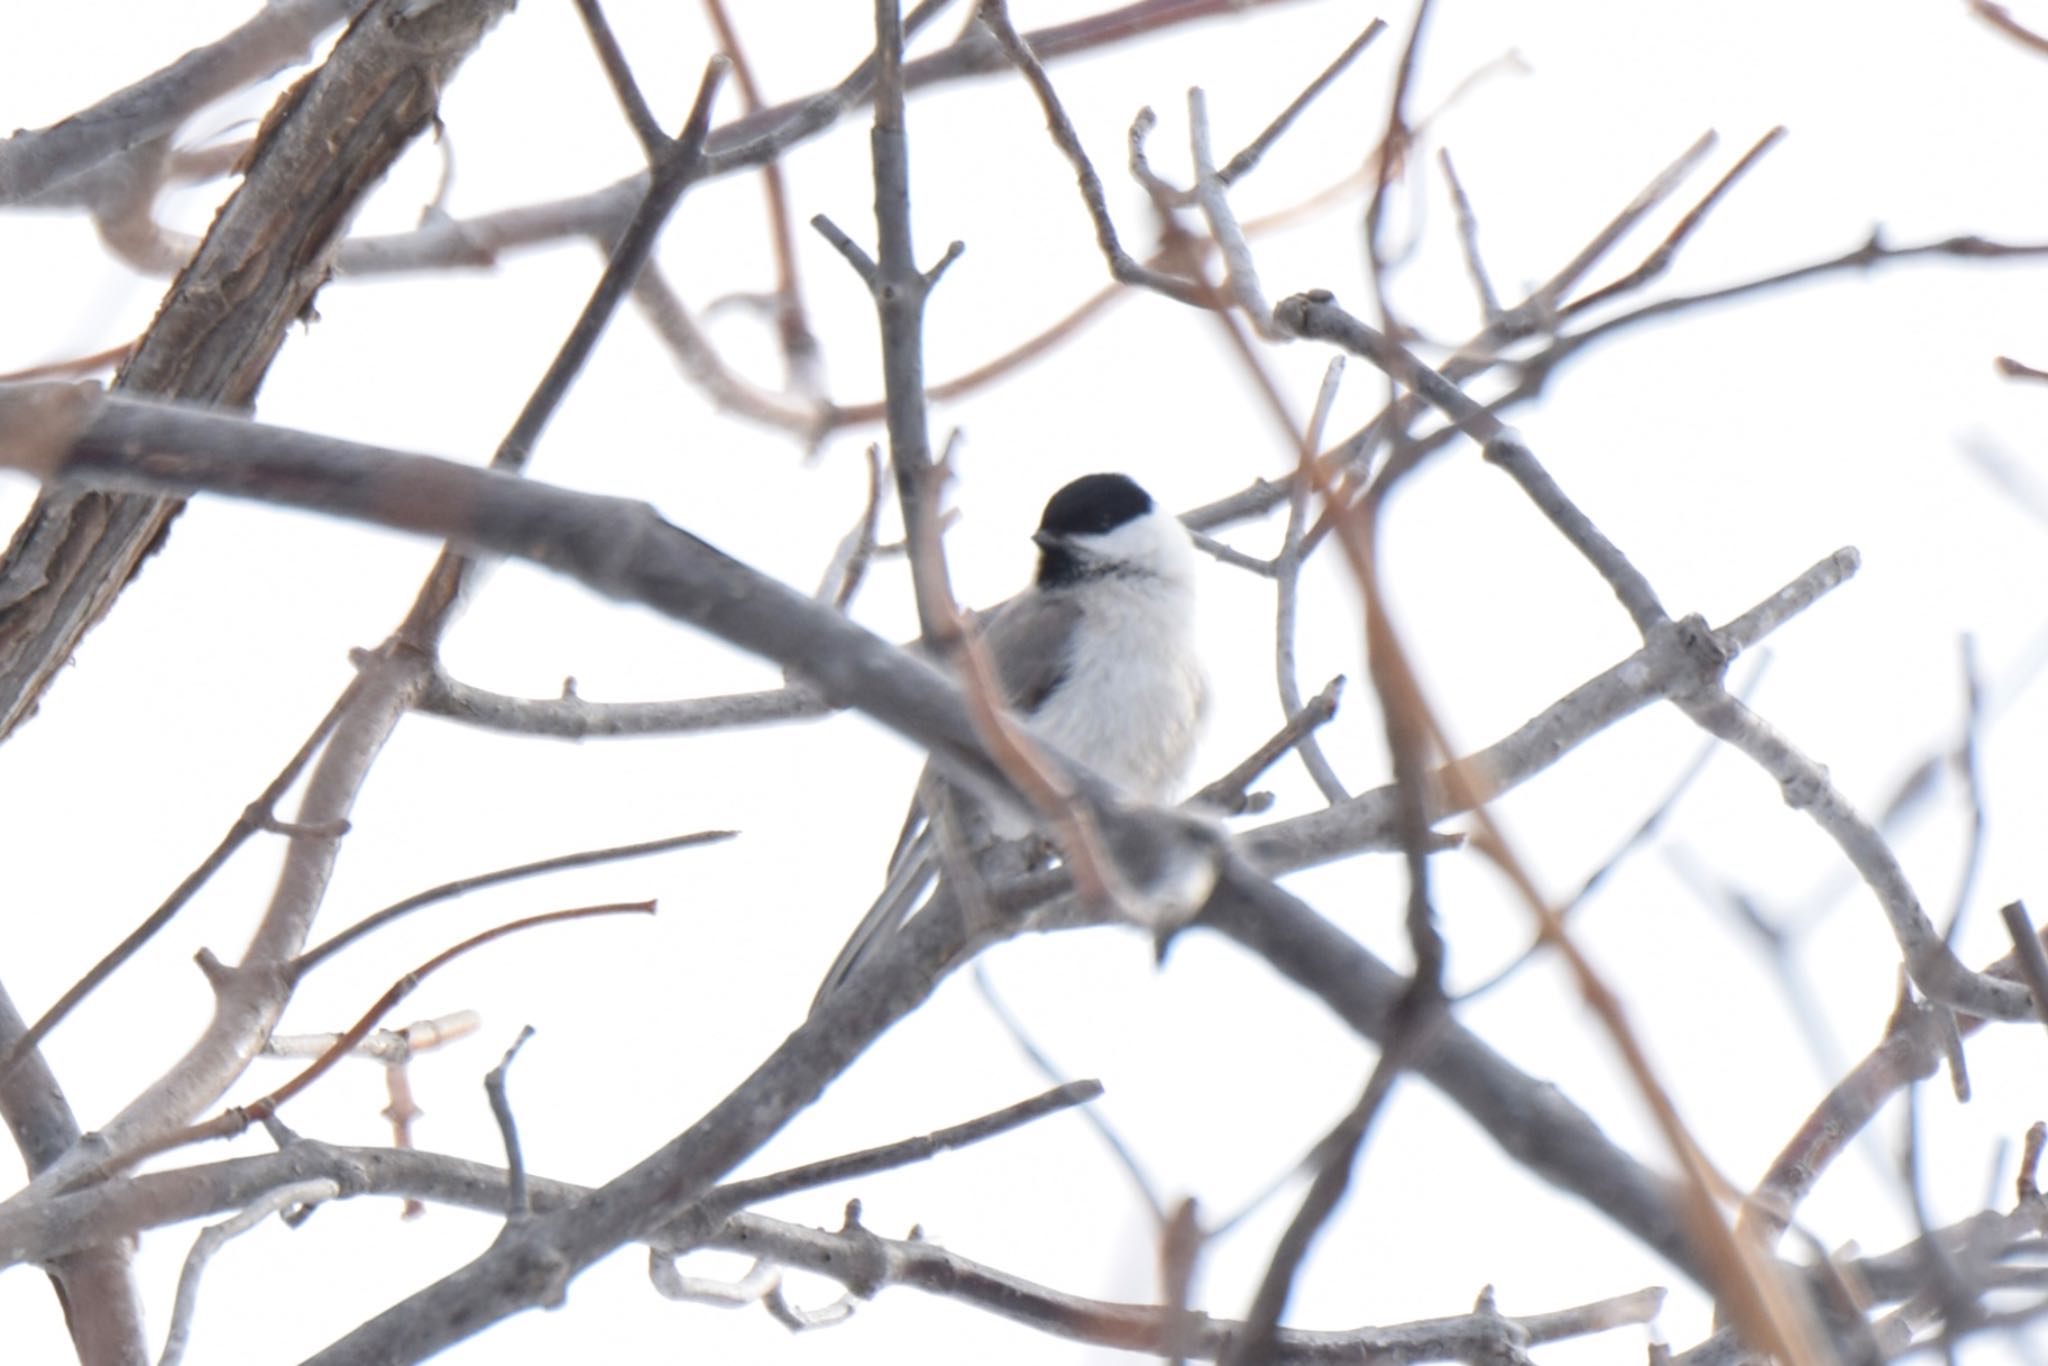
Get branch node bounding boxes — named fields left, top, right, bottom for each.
left=193, top=947, right=234, bottom=990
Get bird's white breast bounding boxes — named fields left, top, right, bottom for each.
left=1027, top=573, right=1205, bottom=804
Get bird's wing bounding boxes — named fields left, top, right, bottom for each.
left=812, top=596, right=1079, bottom=1012
left=978, top=591, right=1082, bottom=714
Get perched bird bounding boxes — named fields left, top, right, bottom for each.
left=813, top=472, right=1208, bottom=1006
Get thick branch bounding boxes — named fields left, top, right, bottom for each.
left=0, top=0, right=514, bottom=747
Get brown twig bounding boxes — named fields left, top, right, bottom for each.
left=0, top=339, right=136, bottom=382
left=970, top=963, right=1168, bottom=1224
left=259, top=901, right=654, bottom=1121
left=293, top=829, right=731, bottom=974
left=1362, top=0, right=1436, bottom=333
left=1563, top=126, right=1787, bottom=318
left=701, top=0, right=824, bottom=399
left=60, top=902, right=655, bottom=1190
left=1971, top=0, right=2048, bottom=56
left=1996, top=354, right=2048, bottom=383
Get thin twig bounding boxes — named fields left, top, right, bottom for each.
left=1277, top=294, right=1671, bottom=632
left=69, top=903, right=656, bottom=1189
left=1971, top=0, right=2048, bottom=57
left=1225, top=987, right=1443, bottom=1363
left=701, top=0, right=825, bottom=400
left=1362, top=0, right=1435, bottom=331
left=1161, top=1198, right=1204, bottom=1365
left=688, top=1078, right=1103, bottom=1218
left=294, top=829, right=730, bottom=974
left=158, top=1179, right=343, bottom=1366
left=571, top=0, right=668, bottom=158
left=1188, top=87, right=1277, bottom=335
left=971, top=963, right=1167, bottom=1224
left=1275, top=361, right=1354, bottom=803
left=485, top=1028, right=538, bottom=1219
left=1942, top=636, right=1991, bottom=949
left=1216, top=19, right=1388, bottom=186
left=819, top=444, right=888, bottom=611
left=493, top=59, right=728, bottom=479
left=1458, top=655, right=1768, bottom=1004
left=1739, top=923, right=2048, bottom=1248
left=1564, top=126, right=1787, bottom=317
left=0, top=672, right=372, bottom=1083
left=1437, top=148, right=1499, bottom=319
left=978, top=0, right=1210, bottom=306
left=256, top=902, right=653, bottom=1122
left=1190, top=675, right=1346, bottom=814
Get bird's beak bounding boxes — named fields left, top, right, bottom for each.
left=1031, top=529, right=1063, bottom=552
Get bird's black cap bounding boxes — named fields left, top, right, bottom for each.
left=1036, top=473, right=1153, bottom=539
left=1033, top=473, right=1155, bottom=587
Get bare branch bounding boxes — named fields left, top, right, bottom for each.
left=417, top=670, right=829, bottom=738
left=1437, top=149, right=1500, bottom=320
left=483, top=1029, right=538, bottom=1220
left=0, top=0, right=516, bottom=748
left=0, top=0, right=366, bottom=206
left=978, top=0, right=1211, bottom=306
left=295, top=829, right=730, bottom=974
left=1971, top=0, right=2048, bottom=57
left=158, top=1179, right=342, bottom=1366
left=676, top=1080, right=1103, bottom=1221
left=1216, top=19, right=1388, bottom=187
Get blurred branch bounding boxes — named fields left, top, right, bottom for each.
left=0, top=0, right=367, bottom=206
left=1741, top=921, right=2048, bottom=1248
left=331, top=0, right=1317, bottom=274
left=416, top=670, right=831, bottom=737
left=1971, top=0, right=2048, bottom=57
left=1276, top=289, right=2034, bottom=1026
left=0, top=1126, right=1667, bottom=1362
left=667, top=1080, right=1104, bottom=1222
left=0, top=0, right=515, bottom=749
left=295, top=829, right=731, bottom=973
left=158, top=1178, right=343, bottom=1366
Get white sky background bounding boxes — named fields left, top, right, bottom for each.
left=3, top=0, right=2048, bottom=1362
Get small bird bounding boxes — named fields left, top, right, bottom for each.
left=813, top=472, right=1208, bottom=1005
